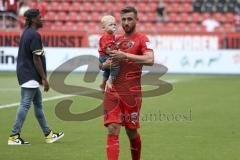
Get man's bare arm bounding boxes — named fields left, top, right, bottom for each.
left=110, top=50, right=154, bottom=66
left=33, top=55, right=49, bottom=91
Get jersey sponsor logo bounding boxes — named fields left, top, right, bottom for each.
left=131, top=112, right=139, bottom=122
left=146, top=41, right=153, bottom=49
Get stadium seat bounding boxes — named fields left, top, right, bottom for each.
left=94, top=2, right=105, bottom=12
left=79, top=12, right=89, bottom=21
left=63, top=22, right=75, bottom=31
left=88, top=22, right=100, bottom=32
left=213, top=13, right=225, bottom=22
left=225, top=13, right=234, bottom=23
left=49, top=2, right=59, bottom=11
left=59, top=2, right=70, bottom=11
left=179, top=13, right=190, bottom=22
left=51, top=21, right=63, bottom=30
left=165, top=22, right=177, bottom=32
left=201, top=13, right=211, bottom=20
left=177, top=23, right=187, bottom=32
left=82, top=2, right=92, bottom=11
left=91, top=12, right=101, bottom=22
left=149, top=3, right=158, bottom=11
left=55, top=12, right=67, bottom=21
left=70, top=2, right=81, bottom=11
left=44, top=11, right=56, bottom=21
left=147, top=13, right=157, bottom=22
left=138, top=3, right=147, bottom=12
left=168, top=13, right=178, bottom=22
left=68, top=12, right=79, bottom=21
left=223, top=23, right=234, bottom=32
left=182, top=3, right=193, bottom=12
left=76, top=22, right=86, bottom=31
left=115, top=2, right=125, bottom=11
left=155, top=22, right=165, bottom=31
left=190, top=12, right=202, bottom=22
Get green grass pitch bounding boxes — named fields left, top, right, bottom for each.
left=0, top=72, right=240, bottom=160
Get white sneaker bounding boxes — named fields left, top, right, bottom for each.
left=45, top=131, right=64, bottom=144
left=8, top=133, right=30, bottom=145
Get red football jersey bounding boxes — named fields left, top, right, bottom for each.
left=112, top=32, right=153, bottom=96
left=98, top=33, right=117, bottom=56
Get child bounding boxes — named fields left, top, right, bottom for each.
left=98, top=15, right=119, bottom=91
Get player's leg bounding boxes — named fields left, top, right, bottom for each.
left=122, top=96, right=142, bottom=160
left=99, top=55, right=110, bottom=91
left=104, top=91, right=122, bottom=160
left=32, top=88, right=50, bottom=135
left=107, top=123, right=121, bottom=160
left=8, top=88, right=36, bottom=145
left=125, top=127, right=141, bottom=160
left=33, top=88, right=64, bottom=143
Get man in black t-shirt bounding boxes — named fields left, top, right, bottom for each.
left=8, top=9, right=64, bottom=145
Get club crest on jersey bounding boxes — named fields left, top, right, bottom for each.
left=117, top=40, right=135, bottom=50
left=128, top=41, right=135, bottom=48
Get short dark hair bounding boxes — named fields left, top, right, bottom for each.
left=24, top=9, right=40, bottom=27
left=120, top=6, right=138, bottom=17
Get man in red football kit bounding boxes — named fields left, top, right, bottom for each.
left=101, top=6, right=154, bottom=160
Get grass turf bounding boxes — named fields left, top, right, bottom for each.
left=0, top=72, right=239, bottom=160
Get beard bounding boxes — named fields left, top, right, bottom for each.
left=36, top=21, right=43, bottom=29
left=123, top=25, right=135, bottom=34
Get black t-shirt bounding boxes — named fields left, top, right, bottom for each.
left=17, top=27, right=46, bottom=85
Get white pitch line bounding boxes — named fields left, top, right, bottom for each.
left=0, top=79, right=180, bottom=110
left=0, top=94, right=75, bottom=109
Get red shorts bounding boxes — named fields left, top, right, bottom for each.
left=103, top=90, right=142, bottom=129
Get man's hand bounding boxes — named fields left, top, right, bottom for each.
left=42, top=79, right=49, bottom=92
left=101, top=58, right=119, bottom=70
left=109, top=50, right=127, bottom=60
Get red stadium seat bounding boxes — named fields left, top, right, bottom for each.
left=168, top=13, right=178, bottom=22
left=59, top=2, right=70, bottom=11
left=76, top=22, right=86, bottom=31
left=88, top=22, right=100, bottom=32
left=79, top=12, right=89, bottom=21
left=176, top=23, right=187, bottom=32
left=29, top=2, right=37, bottom=9
left=149, top=3, right=158, bottom=11
left=115, top=2, right=125, bottom=11
left=113, top=12, right=121, bottom=22
left=49, top=2, right=59, bottom=11
left=225, top=13, right=234, bottom=23
left=138, top=3, right=147, bottom=12
left=172, top=3, right=181, bottom=12
left=70, top=2, right=81, bottom=11
left=213, top=13, right=225, bottom=22
left=156, top=22, right=165, bottom=31
left=139, top=12, right=148, bottom=22
left=94, top=2, right=105, bottom=12
left=190, top=13, right=202, bottom=22
left=188, top=23, right=203, bottom=32
left=55, top=12, right=67, bottom=21
left=91, top=12, right=101, bottom=22
left=165, top=22, right=177, bottom=32
left=82, top=2, right=92, bottom=11
left=147, top=13, right=157, bottom=22
left=105, top=2, right=114, bottom=10
left=68, top=12, right=79, bottom=21
left=223, top=23, right=234, bottom=32
left=63, top=22, right=75, bottom=31
left=144, top=23, right=156, bottom=32
left=179, top=13, right=190, bottom=22
left=44, top=12, right=56, bottom=21
left=182, top=3, right=192, bottom=12
left=52, top=21, right=63, bottom=30
left=202, top=13, right=211, bottom=21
